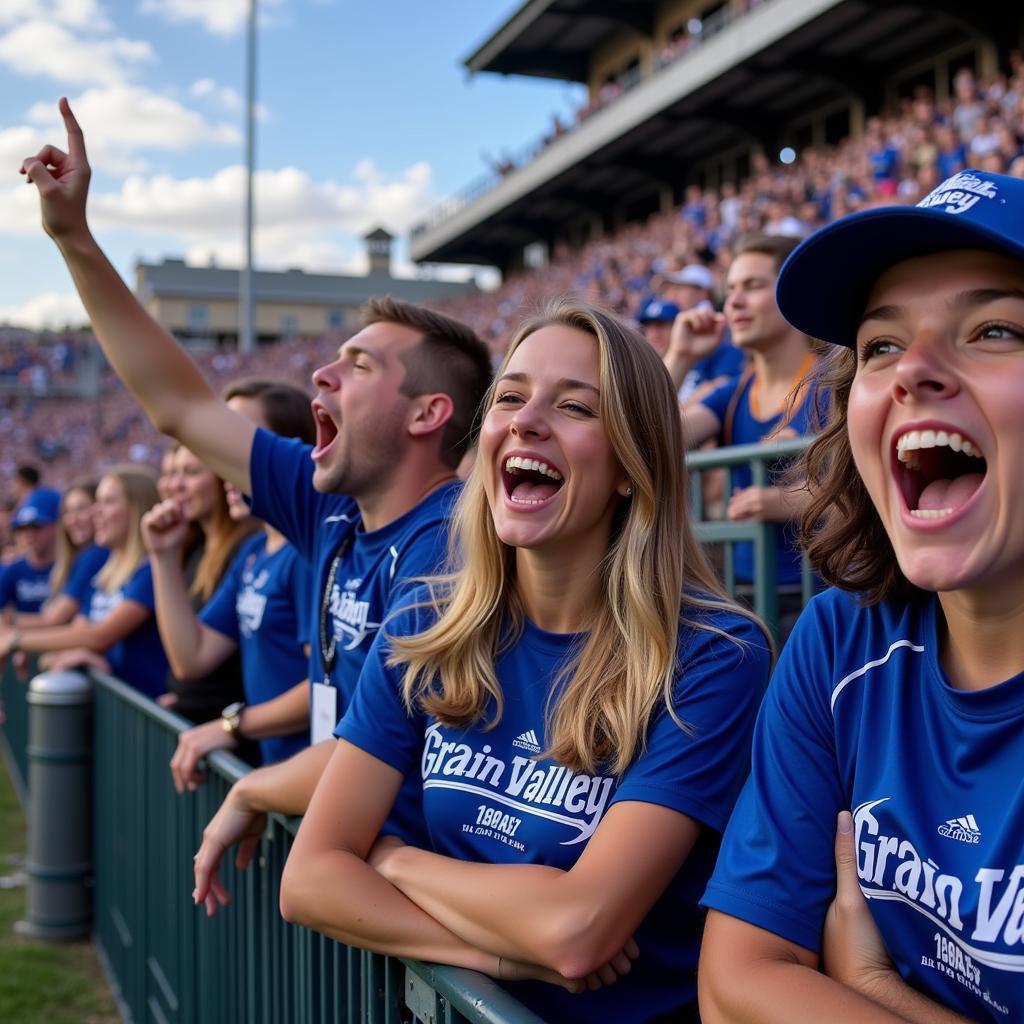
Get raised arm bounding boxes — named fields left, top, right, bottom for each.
left=143, top=500, right=237, bottom=681
left=20, top=99, right=255, bottom=490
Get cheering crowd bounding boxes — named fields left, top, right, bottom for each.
left=1, top=64, right=1023, bottom=1023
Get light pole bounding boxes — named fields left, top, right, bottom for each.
left=239, top=0, right=256, bottom=354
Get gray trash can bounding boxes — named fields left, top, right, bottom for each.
left=15, top=670, right=93, bottom=941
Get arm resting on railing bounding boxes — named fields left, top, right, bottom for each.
left=278, top=739, right=601, bottom=991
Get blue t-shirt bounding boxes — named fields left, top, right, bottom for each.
left=63, top=545, right=109, bottom=607
left=248, top=429, right=459, bottom=843
left=339, top=592, right=770, bottom=1023
left=200, top=532, right=313, bottom=764
left=0, top=558, right=53, bottom=612
left=679, top=339, right=745, bottom=403
left=704, top=589, right=1024, bottom=1023
left=85, top=561, right=168, bottom=700
left=700, top=372, right=819, bottom=585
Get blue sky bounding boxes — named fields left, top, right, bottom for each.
left=0, top=0, right=585, bottom=327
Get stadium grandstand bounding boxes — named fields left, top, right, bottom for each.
left=1, top=0, right=1023, bottom=499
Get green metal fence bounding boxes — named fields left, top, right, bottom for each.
left=0, top=658, right=32, bottom=807
left=90, top=669, right=545, bottom=1024
left=685, top=436, right=814, bottom=639
left=0, top=439, right=817, bottom=1021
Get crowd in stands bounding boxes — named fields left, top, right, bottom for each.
left=3, top=66, right=1024, bottom=1020
left=483, top=0, right=769, bottom=181
left=4, top=64, right=1024, bottom=500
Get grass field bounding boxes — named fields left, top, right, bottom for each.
left=0, top=755, right=119, bottom=1024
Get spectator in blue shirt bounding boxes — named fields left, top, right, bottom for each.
left=0, top=467, right=168, bottom=697
left=700, top=169, right=1024, bottom=1023
left=144, top=380, right=317, bottom=785
left=280, top=300, right=769, bottom=1022
left=0, top=487, right=60, bottom=616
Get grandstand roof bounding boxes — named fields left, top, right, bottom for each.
left=135, top=259, right=476, bottom=305
left=416, top=0, right=1018, bottom=271
left=465, top=0, right=658, bottom=82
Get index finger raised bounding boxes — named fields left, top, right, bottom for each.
left=58, top=97, right=87, bottom=160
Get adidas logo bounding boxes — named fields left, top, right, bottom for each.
left=512, top=729, right=542, bottom=754
left=937, top=813, right=981, bottom=844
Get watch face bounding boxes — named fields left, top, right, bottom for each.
left=222, top=702, right=245, bottom=719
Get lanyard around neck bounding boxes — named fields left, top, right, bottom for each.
left=318, top=534, right=353, bottom=685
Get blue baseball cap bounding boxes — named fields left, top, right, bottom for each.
left=13, top=488, right=61, bottom=528
left=777, top=170, right=1024, bottom=348
left=637, top=298, right=680, bottom=323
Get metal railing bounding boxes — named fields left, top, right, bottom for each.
left=0, top=436, right=815, bottom=1019
left=685, top=436, right=814, bottom=639
left=89, top=670, right=545, bottom=1024
left=0, top=659, right=31, bottom=806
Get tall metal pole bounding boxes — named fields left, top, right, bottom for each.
left=239, top=0, right=256, bottom=354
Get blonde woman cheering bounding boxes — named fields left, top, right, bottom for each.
left=275, top=301, right=770, bottom=1023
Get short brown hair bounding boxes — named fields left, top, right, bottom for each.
left=798, top=348, right=914, bottom=605
left=223, top=378, right=315, bottom=445
left=362, top=295, right=492, bottom=468
left=733, top=234, right=801, bottom=274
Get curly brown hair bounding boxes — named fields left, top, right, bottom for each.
left=798, top=348, right=917, bottom=606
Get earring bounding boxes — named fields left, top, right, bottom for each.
left=625, top=484, right=633, bottom=497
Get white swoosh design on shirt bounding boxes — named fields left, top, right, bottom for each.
left=862, top=886, right=1024, bottom=971
left=830, top=639, right=925, bottom=713
left=423, top=779, right=597, bottom=845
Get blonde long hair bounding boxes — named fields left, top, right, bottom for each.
left=95, top=467, right=159, bottom=593
left=50, top=478, right=96, bottom=594
left=391, top=299, right=763, bottom=776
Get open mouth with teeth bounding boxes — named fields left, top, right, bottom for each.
left=501, top=455, right=565, bottom=506
left=312, top=405, right=338, bottom=457
left=894, top=429, right=986, bottom=520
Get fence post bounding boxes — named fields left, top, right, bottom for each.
left=15, top=669, right=93, bottom=941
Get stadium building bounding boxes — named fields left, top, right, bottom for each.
left=410, top=0, right=1024, bottom=274
left=136, top=227, right=477, bottom=346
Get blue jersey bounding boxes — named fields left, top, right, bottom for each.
left=679, top=339, right=745, bottom=403
left=248, top=429, right=459, bottom=844
left=0, top=558, right=53, bottom=612
left=85, top=561, right=168, bottom=700
left=339, top=592, right=770, bottom=1023
left=701, top=372, right=819, bottom=585
left=703, top=589, right=1024, bottom=1023
left=64, top=545, right=109, bottom=607
left=200, top=532, right=313, bottom=764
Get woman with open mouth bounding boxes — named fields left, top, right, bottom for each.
left=279, top=298, right=771, bottom=1023
left=700, top=169, right=1024, bottom=1023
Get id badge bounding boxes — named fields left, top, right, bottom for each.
left=311, top=681, right=339, bottom=744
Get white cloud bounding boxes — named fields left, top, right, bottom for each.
left=139, top=0, right=283, bottom=36
left=0, top=0, right=109, bottom=29
left=189, top=77, right=269, bottom=120
left=88, top=159, right=437, bottom=240
left=2, top=156, right=442, bottom=287
left=0, top=20, right=153, bottom=85
left=26, top=86, right=241, bottom=173
left=0, top=290, right=86, bottom=329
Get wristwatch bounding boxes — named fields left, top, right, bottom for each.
left=220, top=701, right=246, bottom=738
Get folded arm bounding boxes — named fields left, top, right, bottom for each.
left=373, top=799, right=697, bottom=979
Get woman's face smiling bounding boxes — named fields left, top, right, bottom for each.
left=849, top=249, right=1024, bottom=596
left=480, top=324, right=629, bottom=559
